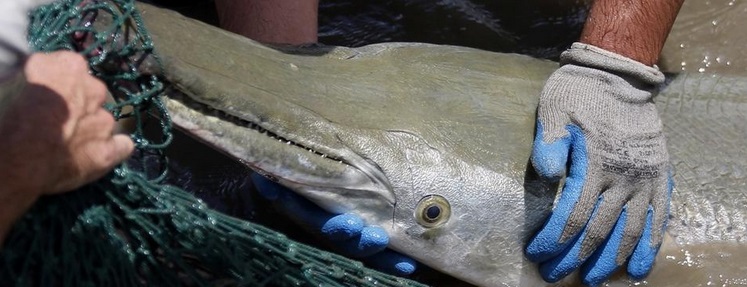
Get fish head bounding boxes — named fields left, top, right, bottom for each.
left=153, top=17, right=559, bottom=284
left=165, top=88, right=555, bottom=287
left=326, top=127, right=557, bottom=285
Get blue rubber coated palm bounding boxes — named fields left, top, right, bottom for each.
left=527, top=122, right=673, bottom=286
left=251, top=173, right=417, bottom=276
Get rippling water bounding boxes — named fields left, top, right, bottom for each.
left=317, top=0, right=589, bottom=59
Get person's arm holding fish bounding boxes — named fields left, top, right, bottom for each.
left=213, top=0, right=418, bottom=277
left=527, top=0, right=684, bottom=285
left=0, top=0, right=134, bottom=245
left=214, top=0, right=319, bottom=45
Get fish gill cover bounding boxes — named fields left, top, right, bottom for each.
left=0, top=1, right=425, bottom=286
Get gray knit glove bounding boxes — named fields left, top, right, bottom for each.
left=525, top=43, right=672, bottom=286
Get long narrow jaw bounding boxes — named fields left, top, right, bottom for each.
left=163, top=88, right=396, bottom=216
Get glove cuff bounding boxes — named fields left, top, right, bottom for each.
left=560, top=42, right=665, bottom=87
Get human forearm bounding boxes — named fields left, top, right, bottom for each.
left=579, top=0, right=685, bottom=66
left=214, top=0, right=319, bottom=45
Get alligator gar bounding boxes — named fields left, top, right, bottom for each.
left=135, top=4, right=747, bottom=286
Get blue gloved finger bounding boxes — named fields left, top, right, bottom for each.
left=531, top=121, right=571, bottom=180
left=574, top=184, right=632, bottom=260
left=250, top=173, right=409, bottom=269
left=627, top=208, right=656, bottom=279
left=338, top=226, right=389, bottom=258
left=321, top=214, right=365, bottom=241
left=365, top=249, right=418, bottom=277
left=251, top=173, right=363, bottom=239
left=536, top=200, right=601, bottom=283
left=628, top=175, right=673, bottom=279
left=581, top=189, right=650, bottom=286
left=526, top=125, right=598, bottom=262
left=538, top=183, right=639, bottom=283
left=251, top=172, right=285, bottom=200
left=580, top=207, right=632, bottom=286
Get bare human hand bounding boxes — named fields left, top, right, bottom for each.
left=0, top=51, right=134, bottom=243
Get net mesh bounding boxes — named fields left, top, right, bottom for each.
left=0, top=1, right=426, bottom=286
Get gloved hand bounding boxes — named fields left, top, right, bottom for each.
left=525, top=43, right=673, bottom=286
left=250, top=173, right=417, bottom=277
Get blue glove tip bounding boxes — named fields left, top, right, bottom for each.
left=321, top=214, right=365, bottom=241
left=392, top=260, right=417, bottom=276
left=358, top=226, right=389, bottom=250
left=366, top=250, right=418, bottom=276
left=579, top=256, right=619, bottom=287
left=537, top=242, right=586, bottom=283
left=530, top=122, right=572, bottom=179
left=581, top=267, right=617, bottom=287
left=538, top=267, right=566, bottom=283
left=524, top=222, right=568, bottom=263
left=340, top=226, right=389, bottom=258
left=627, top=253, right=655, bottom=279
left=524, top=239, right=554, bottom=262
left=628, top=213, right=658, bottom=279
left=531, top=154, right=567, bottom=179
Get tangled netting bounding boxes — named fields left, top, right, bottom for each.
left=0, top=1, right=426, bottom=286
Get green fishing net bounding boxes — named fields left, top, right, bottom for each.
left=0, top=1, right=426, bottom=286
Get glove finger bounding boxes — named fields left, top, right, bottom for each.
left=365, top=249, right=418, bottom=276
left=321, top=214, right=365, bottom=241
left=531, top=121, right=571, bottom=180
left=251, top=172, right=284, bottom=200
left=576, top=183, right=631, bottom=260
left=251, top=173, right=363, bottom=239
left=580, top=190, right=648, bottom=286
left=628, top=175, right=672, bottom=279
left=649, top=174, right=673, bottom=249
left=526, top=130, right=602, bottom=263
left=338, top=226, right=389, bottom=258
left=579, top=210, right=627, bottom=287
left=627, top=208, right=656, bottom=279
left=536, top=200, right=603, bottom=283
left=251, top=174, right=394, bottom=261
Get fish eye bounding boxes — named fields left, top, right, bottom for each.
left=414, top=195, right=451, bottom=228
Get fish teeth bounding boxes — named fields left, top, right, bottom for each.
left=169, top=89, right=347, bottom=163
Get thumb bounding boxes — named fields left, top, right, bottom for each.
left=531, top=121, right=571, bottom=180
left=51, top=134, right=134, bottom=194
left=108, top=134, right=135, bottom=164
